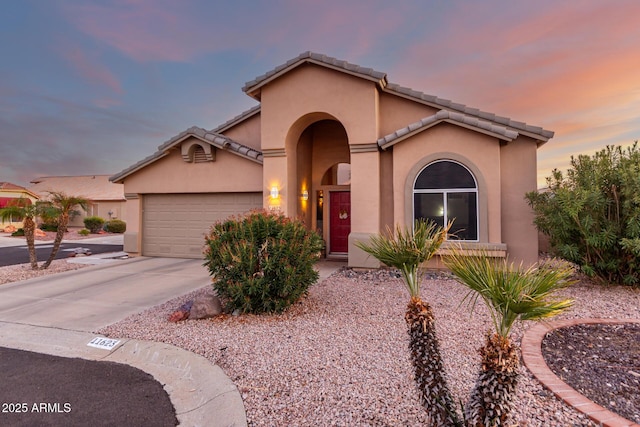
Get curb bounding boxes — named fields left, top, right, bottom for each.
left=0, top=322, right=247, bottom=427
left=522, top=318, right=640, bottom=427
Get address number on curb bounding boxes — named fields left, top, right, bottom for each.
left=87, top=337, right=121, bottom=350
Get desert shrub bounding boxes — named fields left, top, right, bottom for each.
left=40, top=223, right=58, bottom=232
left=526, top=142, right=640, bottom=285
left=105, top=219, right=126, bottom=233
left=83, top=216, right=105, bottom=233
left=78, top=229, right=90, bottom=236
left=11, top=228, right=25, bottom=236
left=204, top=210, right=324, bottom=314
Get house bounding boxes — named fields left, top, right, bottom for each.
left=29, top=175, right=126, bottom=227
left=111, top=52, right=553, bottom=267
left=0, top=182, right=39, bottom=229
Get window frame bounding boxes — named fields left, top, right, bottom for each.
left=412, top=159, right=480, bottom=242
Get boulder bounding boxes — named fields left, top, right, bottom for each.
left=168, top=310, right=190, bottom=323
left=189, top=294, right=222, bottom=319
left=34, top=229, right=46, bottom=237
left=3, top=225, right=16, bottom=233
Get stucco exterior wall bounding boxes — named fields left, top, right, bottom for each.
left=0, top=190, right=38, bottom=228
left=392, top=123, right=502, bottom=244
left=500, top=137, right=539, bottom=264
left=221, top=112, right=262, bottom=151
left=378, top=92, right=439, bottom=137
left=121, top=141, right=263, bottom=194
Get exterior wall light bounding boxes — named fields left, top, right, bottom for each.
left=301, top=190, right=309, bottom=201
left=270, top=186, right=279, bottom=200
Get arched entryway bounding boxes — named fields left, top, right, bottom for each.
left=294, top=119, right=350, bottom=257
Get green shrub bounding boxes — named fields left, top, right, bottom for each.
left=105, top=219, right=126, bottom=233
left=11, top=228, right=25, bottom=236
left=40, top=223, right=58, bottom=232
left=78, top=229, right=90, bottom=236
left=204, top=210, right=324, bottom=314
left=526, top=142, right=640, bottom=285
left=83, top=216, right=105, bottom=233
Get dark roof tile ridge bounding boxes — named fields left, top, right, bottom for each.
left=385, top=82, right=553, bottom=138
left=243, top=51, right=387, bottom=93
left=212, top=105, right=261, bottom=133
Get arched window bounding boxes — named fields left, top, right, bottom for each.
left=413, top=160, right=478, bottom=240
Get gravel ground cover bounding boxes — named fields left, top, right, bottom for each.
left=98, top=268, right=640, bottom=427
left=0, top=229, right=101, bottom=284
left=0, top=260, right=89, bottom=285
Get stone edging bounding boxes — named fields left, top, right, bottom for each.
left=521, top=318, right=640, bottom=427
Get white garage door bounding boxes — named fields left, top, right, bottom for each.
left=142, top=193, right=263, bottom=258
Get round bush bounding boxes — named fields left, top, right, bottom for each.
left=83, top=216, right=105, bottom=233
left=204, top=210, right=324, bottom=314
left=105, top=219, right=126, bottom=233
left=78, top=229, right=90, bottom=236
left=11, top=228, right=25, bottom=237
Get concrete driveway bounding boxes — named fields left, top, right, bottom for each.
left=0, top=256, right=210, bottom=331
left=0, top=256, right=250, bottom=426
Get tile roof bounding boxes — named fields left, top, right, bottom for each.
left=0, top=182, right=39, bottom=200
left=242, top=51, right=387, bottom=100
left=212, top=104, right=261, bottom=133
left=243, top=51, right=553, bottom=142
left=378, top=110, right=520, bottom=150
left=0, top=182, right=29, bottom=191
left=383, top=83, right=554, bottom=141
left=29, top=175, right=124, bottom=201
left=111, top=126, right=263, bottom=183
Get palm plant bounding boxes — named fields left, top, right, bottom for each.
left=356, top=220, right=461, bottom=426
left=444, top=251, right=574, bottom=426
left=0, top=199, right=41, bottom=269
left=40, top=192, right=88, bottom=269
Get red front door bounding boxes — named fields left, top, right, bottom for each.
left=329, top=191, right=350, bottom=253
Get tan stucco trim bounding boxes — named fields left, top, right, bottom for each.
left=124, top=193, right=140, bottom=200
left=262, top=148, right=287, bottom=157
left=403, top=152, right=490, bottom=243
left=349, top=143, right=379, bottom=153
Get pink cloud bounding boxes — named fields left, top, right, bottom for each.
left=62, top=45, right=123, bottom=96
left=60, top=0, right=237, bottom=62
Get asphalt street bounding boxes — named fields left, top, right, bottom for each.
left=0, top=243, right=124, bottom=267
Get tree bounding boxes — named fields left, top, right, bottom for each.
left=444, top=252, right=574, bottom=426
left=526, top=143, right=640, bottom=285
left=39, top=192, right=88, bottom=269
left=0, top=199, right=42, bottom=269
left=356, top=221, right=461, bottom=426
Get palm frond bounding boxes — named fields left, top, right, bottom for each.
left=355, top=220, right=451, bottom=297
left=444, top=248, right=575, bottom=337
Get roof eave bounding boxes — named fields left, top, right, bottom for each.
left=382, top=85, right=554, bottom=142
left=379, top=117, right=518, bottom=150
left=243, top=53, right=388, bottom=101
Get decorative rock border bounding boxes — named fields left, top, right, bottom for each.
left=522, top=318, right=640, bottom=427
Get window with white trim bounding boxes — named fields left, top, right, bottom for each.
left=413, top=160, right=478, bottom=240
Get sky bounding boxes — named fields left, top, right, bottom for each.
left=1, top=0, right=639, bottom=188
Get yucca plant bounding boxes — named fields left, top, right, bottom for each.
left=444, top=251, right=574, bottom=426
left=356, top=220, right=461, bottom=426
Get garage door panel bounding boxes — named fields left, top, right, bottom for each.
left=142, top=193, right=262, bottom=258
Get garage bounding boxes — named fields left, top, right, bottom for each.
left=142, top=193, right=263, bottom=258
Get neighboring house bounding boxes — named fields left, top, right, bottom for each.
left=29, top=175, right=126, bottom=227
left=111, top=52, right=553, bottom=267
left=0, top=182, right=39, bottom=229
